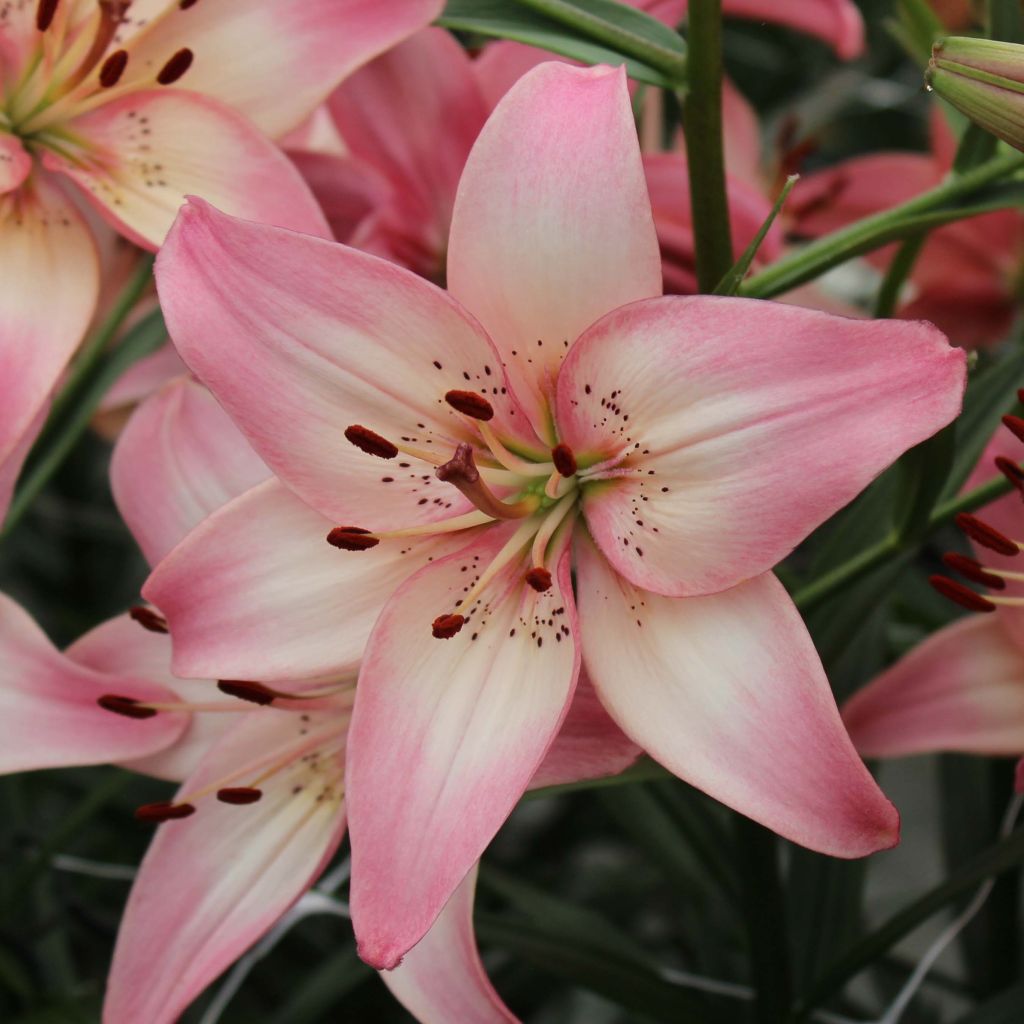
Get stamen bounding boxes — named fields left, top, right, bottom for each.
left=217, top=787, right=263, bottom=805
left=955, top=513, right=1020, bottom=557
left=525, top=568, right=552, bottom=592
left=432, top=613, right=465, bottom=639
left=995, top=456, right=1024, bottom=491
left=98, top=49, right=128, bottom=87
left=36, top=0, right=58, bottom=31
left=156, top=47, right=194, bottom=85
left=135, top=801, right=196, bottom=823
left=929, top=575, right=997, bottom=613
left=217, top=679, right=277, bottom=705
left=942, top=553, right=1007, bottom=590
left=97, top=695, right=158, bottom=719
left=129, top=605, right=169, bottom=634
left=530, top=491, right=577, bottom=569
left=445, top=390, right=494, bottom=421
left=478, top=422, right=553, bottom=477
left=1004, top=415, right=1024, bottom=444
left=345, top=424, right=398, bottom=459
left=327, top=526, right=379, bottom=551
left=551, top=444, right=577, bottom=477
left=436, top=443, right=538, bottom=520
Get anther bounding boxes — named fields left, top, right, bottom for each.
left=551, top=444, right=577, bottom=477
left=135, top=801, right=196, bottom=823
left=432, top=613, right=465, bottom=639
left=1003, top=415, right=1024, bottom=444
left=217, top=787, right=263, bottom=805
left=345, top=425, right=398, bottom=459
left=327, top=526, right=379, bottom=551
left=929, top=575, right=997, bottom=613
left=955, top=513, right=1020, bottom=557
left=217, top=680, right=277, bottom=705
left=130, top=605, right=169, bottom=634
left=99, top=49, right=128, bottom=87
left=995, top=456, right=1024, bottom=491
left=36, top=0, right=58, bottom=31
left=942, top=553, right=1007, bottom=590
left=525, top=567, right=553, bottom=592
left=156, top=47, right=194, bottom=85
left=445, top=390, right=494, bottom=421
left=98, top=695, right=158, bottom=719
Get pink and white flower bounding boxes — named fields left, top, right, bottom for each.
left=0, top=0, right=441, bottom=518
left=150, top=60, right=966, bottom=969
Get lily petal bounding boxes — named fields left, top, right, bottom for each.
left=843, top=616, right=1024, bottom=758
left=0, top=175, right=99, bottom=517
left=447, top=62, right=661, bottom=435
left=67, top=613, right=229, bottom=782
left=0, top=594, right=185, bottom=774
left=575, top=539, right=899, bottom=857
left=111, top=376, right=270, bottom=565
left=156, top=198, right=532, bottom=527
left=143, top=478, right=463, bottom=683
left=0, top=132, right=30, bottom=193
left=347, top=529, right=579, bottom=968
left=104, top=710, right=346, bottom=1024
left=717, top=0, right=864, bottom=59
left=558, top=296, right=965, bottom=597
left=48, top=89, right=329, bottom=250
left=118, top=0, right=443, bottom=138
left=287, top=151, right=391, bottom=243
left=382, top=864, right=519, bottom=1024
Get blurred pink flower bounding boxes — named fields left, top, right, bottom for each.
left=0, top=0, right=441, bottom=518
left=151, top=61, right=967, bottom=968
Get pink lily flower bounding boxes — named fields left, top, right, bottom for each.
left=791, top=112, right=1024, bottom=346
left=844, top=419, right=1024, bottom=762
left=0, top=0, right=441, bottom=518
left=149, top=60, right=966, bottom=969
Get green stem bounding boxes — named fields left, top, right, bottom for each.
left=873, top=233, right=925, bottom=318
left=742, top=152, right=1024, bottom=298
left=791, top=470, right=1015, bottom=614
left=735, top=816, right=793, bottom=1023
left=683, top=0, right=733, bottom=291
left=4, top=308, right=166, bottom=534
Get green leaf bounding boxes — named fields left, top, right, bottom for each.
left=893, top=423, right=957, bottom=543
left=437, top=0, right=685, bottom=87
left=266, top=947, right=372, bottom=1024
left=989, top=0, right=1024, bottom=45
left=887, top=0, right=945, bottom=64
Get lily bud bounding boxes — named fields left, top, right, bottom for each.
left=926, top=37, right=1024, bottom=151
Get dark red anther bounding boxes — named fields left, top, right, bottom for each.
left=217, top=679, right=277, bottom=705
left=98, top=695, right=158, bottom=719
left=217, top=787, right=263, bottom=805
left=525, top=567, right=553, bottom=592
left=345, top=424, right=398, bottom=459
left=445, top=390, right=494, bottom=421
left=156, top=47, right=194, bottom=85
left=942, top=553, right=1006, bottom=590
left=1018, top=388, right=1024, bottom=405
left=432, top=613, right=465, bottom=639
left=996, top=456, right=1024, bottom=491
left=955, top=513, right=1020, bottom=557
left=36, top=0, right=58, bottom=31
left=929, top=575, right=997, bottom=613
left=135, top=801, right=196, bottom=823
left=129, top=605, right=169, bottom=634
left=180, top=0, right=199, bottom=8
left=327, top=526, right=379, bottom=551
left=1003, top=415, right=1024, bottom=444
left=99, top=48, right=128, bottom=87
left=551, top=443, right=577, bottom=477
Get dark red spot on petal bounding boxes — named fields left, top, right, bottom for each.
left=135, top=801, right=196, bottom=823
left=179, top=0, right=199, bottom=8
left=432, top=613, right=465, bottom=639
left=327, top=526, right=379, bottom=551
left=929, top=574, right=997, bottom=613
left=217, top=679, right=277, bottom=705
left=955, top=513, right=1019, bottom=557
left=445, top=390, right=494, bottom=421
left=99, top=48, right=128, bottom=87
left=942, top=553, right=1006, bottom=590
left=156, top=47, right=194, bottom=85
left=217, top=787, right=263, bottom=805
left=525, top=568, right=553, bottom=592
left=345, top=424, right=398, bottom=459
left=129, top=605, right=168, bottom=634
left=98, top=695, right=157, bottom=719
left=551, top=444, right=577, bottom=477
